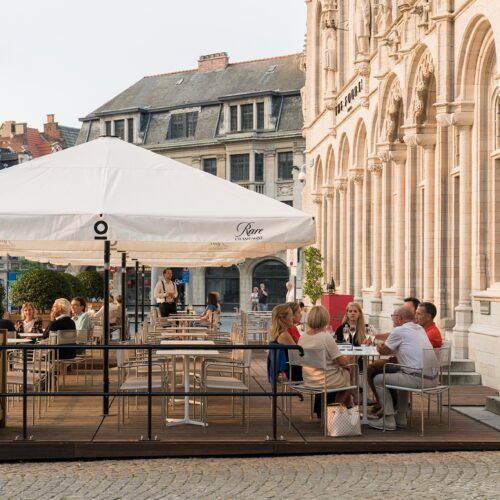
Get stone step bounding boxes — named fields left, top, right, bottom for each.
left=450, top=359, right=476, bottom=372
left=485, top=396, right=500, bottom=416
left=450, top=372, right=482, bottom=386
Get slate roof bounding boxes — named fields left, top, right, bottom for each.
left=59, top=126, right=80, bottom=148
left=84, top=54, right=304, bottom=118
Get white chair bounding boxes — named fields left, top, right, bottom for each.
left=382, top=346, right=451, bottom=436
left=288, top=348, right=359, bottom=436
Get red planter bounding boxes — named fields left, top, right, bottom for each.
left=320, top=293, right=354, bottom=332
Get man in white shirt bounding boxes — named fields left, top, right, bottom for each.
left=285, top=281, right=295, bottom=303
left=369, top=306, right=435, bottom=431
left=154, top=268, right=178, bottom=317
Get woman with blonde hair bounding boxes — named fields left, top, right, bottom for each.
left=269, top=304, right=295, bottom=344
left=334, top=302, right=368, bottom=346
left=16, top=302, right=43, bottom=334
left=299, top=305, right=353, bottom=416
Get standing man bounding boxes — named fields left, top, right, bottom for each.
left=154, top=268, right=178, bottom=317
left=285, top=281, right=295, bottom=303
left=257, top=282, right=269, bottom=312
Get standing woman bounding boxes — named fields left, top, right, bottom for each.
left=249, top=287, right=259, bottom=312
left=334, top=302, right=367, bottom=346
left=16, top=302, right=43, bottom=334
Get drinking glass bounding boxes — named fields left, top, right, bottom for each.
left=342, top=324, right=350, bottom=343
left=349, top=325, right=356, bottom=345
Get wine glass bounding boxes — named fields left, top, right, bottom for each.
left=342, top=324, right=350, bottom=344
left=366, top=325, right=375, bottom=345
left=349, top=325, right=356, bottom=345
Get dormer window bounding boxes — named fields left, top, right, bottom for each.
left=228, top=101, right=266, bottom=133
left=167, top=111, right=198, bottom=139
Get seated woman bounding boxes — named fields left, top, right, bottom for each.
left=299, top=305, right=353, bottom=417
left=287, top=302, right=302, bottom=344
left=269, top=304, right=301, bottom=381
left=334, top=302, right=368, bottom=346
left=199, top=293, right=218, bottom=323
left=15, top=302, right=43, bottom=335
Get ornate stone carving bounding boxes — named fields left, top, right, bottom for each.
left=322, top=0, right=338, bottom=96
left=383, top=79, right=403, bottom=143
left=277, top=182, right=294, bottom=197
left=411, top=51, right=434, bottom=124
left=323, top=185, right=335, bottom=198
left=376, top=0, right=392, bottom=36
left=355, top=0, right=371, bottom=59
left=349, top=172, right=364, bottom=184
left=333, top=178, right=347, bottom=192
left=367, top=156, right=383, bottom=175
left=312, top=193, right=322, bottom=204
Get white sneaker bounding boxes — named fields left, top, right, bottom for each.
left=368, top=415, right=396, bottom=431
left=395, top=412, right=407, bottom=428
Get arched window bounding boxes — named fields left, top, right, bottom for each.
left=252, top=260, right=289, bottom=309
left=205, top=266, right=240, bottom=312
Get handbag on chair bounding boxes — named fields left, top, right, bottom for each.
left=327, top=403, right=362, bottom=437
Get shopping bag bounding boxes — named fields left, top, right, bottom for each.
left=327, top=403, right=362, bottom=437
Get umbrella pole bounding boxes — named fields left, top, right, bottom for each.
left=141, top=265, right=145, bottom=323
left=103, top=240, right=110, bottom=415
left=134, top=261, right=139, bottom=334
left=121, top=252, right=126, bottom=341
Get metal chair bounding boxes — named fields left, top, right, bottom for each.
left=382, top=345, right=451, bottom=436
left=288, top=347, right=359, bottom=436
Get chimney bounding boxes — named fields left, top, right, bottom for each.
left=198, top=52, right=229, bottom=72
left=44, top=114, right=60, bottom=140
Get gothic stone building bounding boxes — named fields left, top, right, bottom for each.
left=77, top=53, right=305, bottom=311
left=301, top=0, right=500, bottom=390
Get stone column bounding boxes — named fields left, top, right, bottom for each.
left=350, top=171, right=364, bottom=302
left=368, top=156, right=383, bottom=316
left=324, top=186, right=334, bottom=279
left=264, top=149, right=276, bottom=198
left=378, top=151, right=392, bottom=291
left=392, top=149, right=407, bottom=302
left=312, top=193, right=322, bottom=250
left=216, top=153, right=226, bottom=179
left=422, top=138, right=437, bottom=302
left=453, top=122, right=473, bottom=358
left=334, top=178, right=347, bottom=293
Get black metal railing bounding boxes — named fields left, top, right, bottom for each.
left=0, top=343, right=303, bottom=441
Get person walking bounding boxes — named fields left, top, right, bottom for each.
left=285, top=281, right=295, bottom=303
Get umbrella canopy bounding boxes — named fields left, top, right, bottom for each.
left=0, top=136, right=314, bottom=261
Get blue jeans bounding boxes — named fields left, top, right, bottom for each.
left=257, top=303, right=268, bottom=312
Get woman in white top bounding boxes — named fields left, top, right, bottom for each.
left=249, top=287, right=259, bottom=312
left=298, top=305, right=353, bottom=416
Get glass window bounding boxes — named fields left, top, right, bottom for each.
left=205, top=266, right=240, bottom=313
left=169, top=112, right=198, bottom=139
left=255, top=153, right=264, bottom=182
left=257, top=102, right=265, bottom=129
left=241, top=104, right=253, bottom=130
left=105, top=121, right=112, bottom=136
left=230, top=106, right=238, bottom=132
left=203, top=158, right=217, bottom=176
left=230, top=154, right=250, bottom=182
left=127, top=118, right=134, bottom=143
left=114, top=120, right=125, bottom=140
left=277, top=151, right=294, bottom=180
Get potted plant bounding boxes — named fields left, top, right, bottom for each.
left=302, top=246, right=324, bottom=305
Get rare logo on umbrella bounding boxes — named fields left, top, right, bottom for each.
left=235, top=222, right=263, bottom=241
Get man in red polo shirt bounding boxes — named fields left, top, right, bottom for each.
left=415, top=302, right=442, bottom=348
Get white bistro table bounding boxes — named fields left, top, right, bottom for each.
left=18, top=333, right=43, bottom=339
left=7, top=338, right=32, bottom=344
left=338, top=345, right=379, bottom=424
left=156, top=340, right=219, bottom=427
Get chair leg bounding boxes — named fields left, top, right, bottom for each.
left=420, top=393, right=425, bottom=437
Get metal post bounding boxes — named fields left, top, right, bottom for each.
left=147, top=348, right=152, bottom=440
left=103, top=240, right=110, bottom=415
left=141, top=265, right=145, bottom=322
left=22, top=350, right=28, bottom=440
left=121, top=252, right=127, bottom=341
left=272, top=348, right=277, bottom=441
left=134, top=261, right=139, bottom=334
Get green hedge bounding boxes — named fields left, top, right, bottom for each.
left=10, top=269, right=73, bottom=311
left=76, top=270, right=104, bottom=300
left=62, top=273, right=84, bottom=298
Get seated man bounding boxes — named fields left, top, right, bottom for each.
left=366, top=297, right=421, bottom=416
left=369, top=306, right=434, bottom=431
left=44, top=298, right=77, bottom=359
left=0, top=317, right=16, bottom=332
left=415, top=302, right=442, bottom=348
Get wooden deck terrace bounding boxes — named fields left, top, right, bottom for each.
left=0, top=351, right=499, bottom=461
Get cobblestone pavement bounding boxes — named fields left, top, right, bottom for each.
left=0, top=451, right=499, bottom=499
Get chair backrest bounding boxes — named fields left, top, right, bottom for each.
left=6, top=330, right=16, bottom=340
left=422, top=347, right=447, bottom=378
left=115, top=344, right=132, bottom=368
left=288, top=347, right=326, bottom=370
left=76, top=329, right=90, bottom=344
left=56, top=330, right=77, bottom=345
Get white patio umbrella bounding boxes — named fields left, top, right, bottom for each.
left=0, top=137, right=315, bottom=413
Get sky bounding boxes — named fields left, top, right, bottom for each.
left=0, top=0, right=306, bottom=130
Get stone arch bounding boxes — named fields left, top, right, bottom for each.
left=456, top=15, right=497, bottom=102
left=251, top=258, right=289, bottom=309
left=313, top=154, right=324, bottom=192
left=369, top=108, right=378, bottom=155
left=325, top=145, right=335, bottom=185
left=338, top=133, right=350, bottom=177
left=407, top=49, right=436, bottom=127
left=353, top=119, right=367, bottom=168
